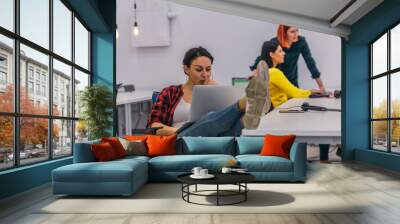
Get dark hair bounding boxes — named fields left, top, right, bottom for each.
left=182, top=46, right=214, bottom=68
left=260, top=40, right=280, bottom=68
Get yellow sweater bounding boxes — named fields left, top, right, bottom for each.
left=269, top=68, right=311, bottom=108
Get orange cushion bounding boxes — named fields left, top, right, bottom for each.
left=101, top=137, right=127, bottom=158
left=259, top=134, right=296, bottom=159
left=146, top=135, right=177, bottom=157
left=124, top=135, right=149, bottom=142
left=91, top=142, right=118, bottom=162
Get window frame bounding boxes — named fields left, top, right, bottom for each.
left=0, top=0, right=92, bottom=171
left=370, top=20, right=400, bottom=154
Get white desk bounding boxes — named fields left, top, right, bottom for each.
left=242, top=98, right=341, bottom=145
left=117, top=91, right=154, bottom=135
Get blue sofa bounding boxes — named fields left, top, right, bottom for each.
left=52, top=137, right=307, bottom=196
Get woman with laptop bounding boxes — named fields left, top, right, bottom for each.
left=147, top=47, right=270, bottom=136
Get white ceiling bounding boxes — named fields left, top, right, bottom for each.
left=170, top=0, right=384, bottom=38
left=225, top=0, right=353, bottom=22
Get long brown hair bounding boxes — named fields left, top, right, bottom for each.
left=277, top=25, right=290, bottom=49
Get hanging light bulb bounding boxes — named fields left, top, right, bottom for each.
left=133, top=0, right=139, bottom=37
left=133, top=21, right=139, bottom=36
left=116, top=24, right=119, bottom=39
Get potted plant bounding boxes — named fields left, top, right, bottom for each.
left=79, top=84, right=114, bottom=140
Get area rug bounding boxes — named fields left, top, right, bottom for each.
left=37, top=183, right=361, bottom=214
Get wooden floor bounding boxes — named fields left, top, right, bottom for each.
left=1, top=161, right=400, bottom=224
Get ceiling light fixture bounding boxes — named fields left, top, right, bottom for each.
left=133, top=0, right=139, bottom=36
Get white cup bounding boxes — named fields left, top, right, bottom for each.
left=200, top=169, right=208, bottom=176
left=221, top=167, right=232, bottom=174
left=191, top=167, right=202, bottom=176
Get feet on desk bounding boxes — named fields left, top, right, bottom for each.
left=242, top=61, right=270, bottom=129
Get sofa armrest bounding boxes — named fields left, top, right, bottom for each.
left=289, top=142, right=307, bottom=181
left=73, top=140, right=100, bottom=163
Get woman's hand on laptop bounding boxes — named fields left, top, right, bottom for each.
left=151, top=123, right=178, bottom=136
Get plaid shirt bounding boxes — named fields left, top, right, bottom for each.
left=147, top=85, right=184, bottom=127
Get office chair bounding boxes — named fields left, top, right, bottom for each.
left=130, top=91, right=161, bottom=135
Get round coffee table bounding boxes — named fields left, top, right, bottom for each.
left=177, top=173, right=255, bottom=206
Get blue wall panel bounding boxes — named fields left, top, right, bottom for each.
left=0, top=158, right=72, bottom=199
left=344, top=0, right=400, bottom=171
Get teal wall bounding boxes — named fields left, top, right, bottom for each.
left=0, top=0, right=116, bottom=200
left=0, top=158, right=72, bottom=199
left=91, top=32, right=116, bottom=135
left=343, top=0, right=400, bottom=171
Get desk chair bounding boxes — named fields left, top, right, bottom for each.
left=130, top=91, right=161, bottom=135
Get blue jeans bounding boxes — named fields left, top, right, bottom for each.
left=177, top=103, right=244, bottom=137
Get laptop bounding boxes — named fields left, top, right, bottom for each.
left=176, top=85, right=245, bottom=133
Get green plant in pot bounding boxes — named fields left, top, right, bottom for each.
left=79, top=84, right=114, bottom=140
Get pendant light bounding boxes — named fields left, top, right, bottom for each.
left=133, top=0, right=139, bottom=36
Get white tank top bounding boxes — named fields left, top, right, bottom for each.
left=173, top=98, right=191, bottom=128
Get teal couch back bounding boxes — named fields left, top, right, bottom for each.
left=177, top=137, right=236, bottom=155
left=74, top=136, right=283, bottom=163
left=235, top=137, right=264, bottom=155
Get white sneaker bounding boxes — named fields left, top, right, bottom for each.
left=242, top=61, right=270, bottom=129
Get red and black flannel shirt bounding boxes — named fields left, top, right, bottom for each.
left=147, top=85, right=184, bottom=128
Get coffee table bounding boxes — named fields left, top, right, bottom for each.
left=177, top=173, right=255, bottom=206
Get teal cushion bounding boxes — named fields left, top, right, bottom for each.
left=236, top=137, right=264, bottom=155
left=236, top=155, right=293, bottom=172
left=180, top=137, right=235, bottom=155
left=53, top=159, right=147, bottom=183
left=149, top=154, right=235, bottom=172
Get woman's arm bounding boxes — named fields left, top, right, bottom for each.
left=301, top=37, right=326, bottom=92
left=271, top=69, right=311, bottom=98
left=315, top=77, right=326, bottom=93
left=147, top=87, right=178, bottom=135
left=150, top=122, right=177, bottom=136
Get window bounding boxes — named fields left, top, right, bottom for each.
left=41, top=73, right=46, bottom=82
left=42, top=85, right=46, bottom=97
left=28, top=81, right=34, bottom=94
left=0, top=35, right=13, bottom=113
left=0, top=116, right=13, bottom=170
left=0, top=0, right=14, bottom=31
left=53, top=0, right=72, bottom=60
left=0, top=0, right=91, bottom=170
left=35, top=70, right=41, bottom=81
left=0, top=55, right=7, bottom=67
left=35, top=84, right=40, bottom=95
left=53, top=59, right=71, bottom=117
left=0, top=71, right=6, bottom=85
left=371, top=23, right=400, bottom=154
left=20, top=0, right=49, bottom=49
left=75, top=18, right=89, bottom=70
left=28, top=67, right=34, bottom=80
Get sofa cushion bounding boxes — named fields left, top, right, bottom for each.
left=236, top=155, right=293, bottom=172
left=52, top=158, right=147, bottom=183
left=147, top=135, right=177, bottom=157
left=91, top=142, right=118, bottom=162
left=236, top=137, right=264, bottom=155
left=149, top=154, right=235, bottom=172
left=101, top=137, right=127, bottom=158
left=119, top=138, right=147, bottom=156
left=260, top=134, right=296, bottom=159
left=179, top=137, right=235, bottom=155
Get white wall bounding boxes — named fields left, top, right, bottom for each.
left=117, top=0, right=341, bottom=92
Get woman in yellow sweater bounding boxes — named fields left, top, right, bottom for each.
left=258, top=40, right=322, bottom=108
